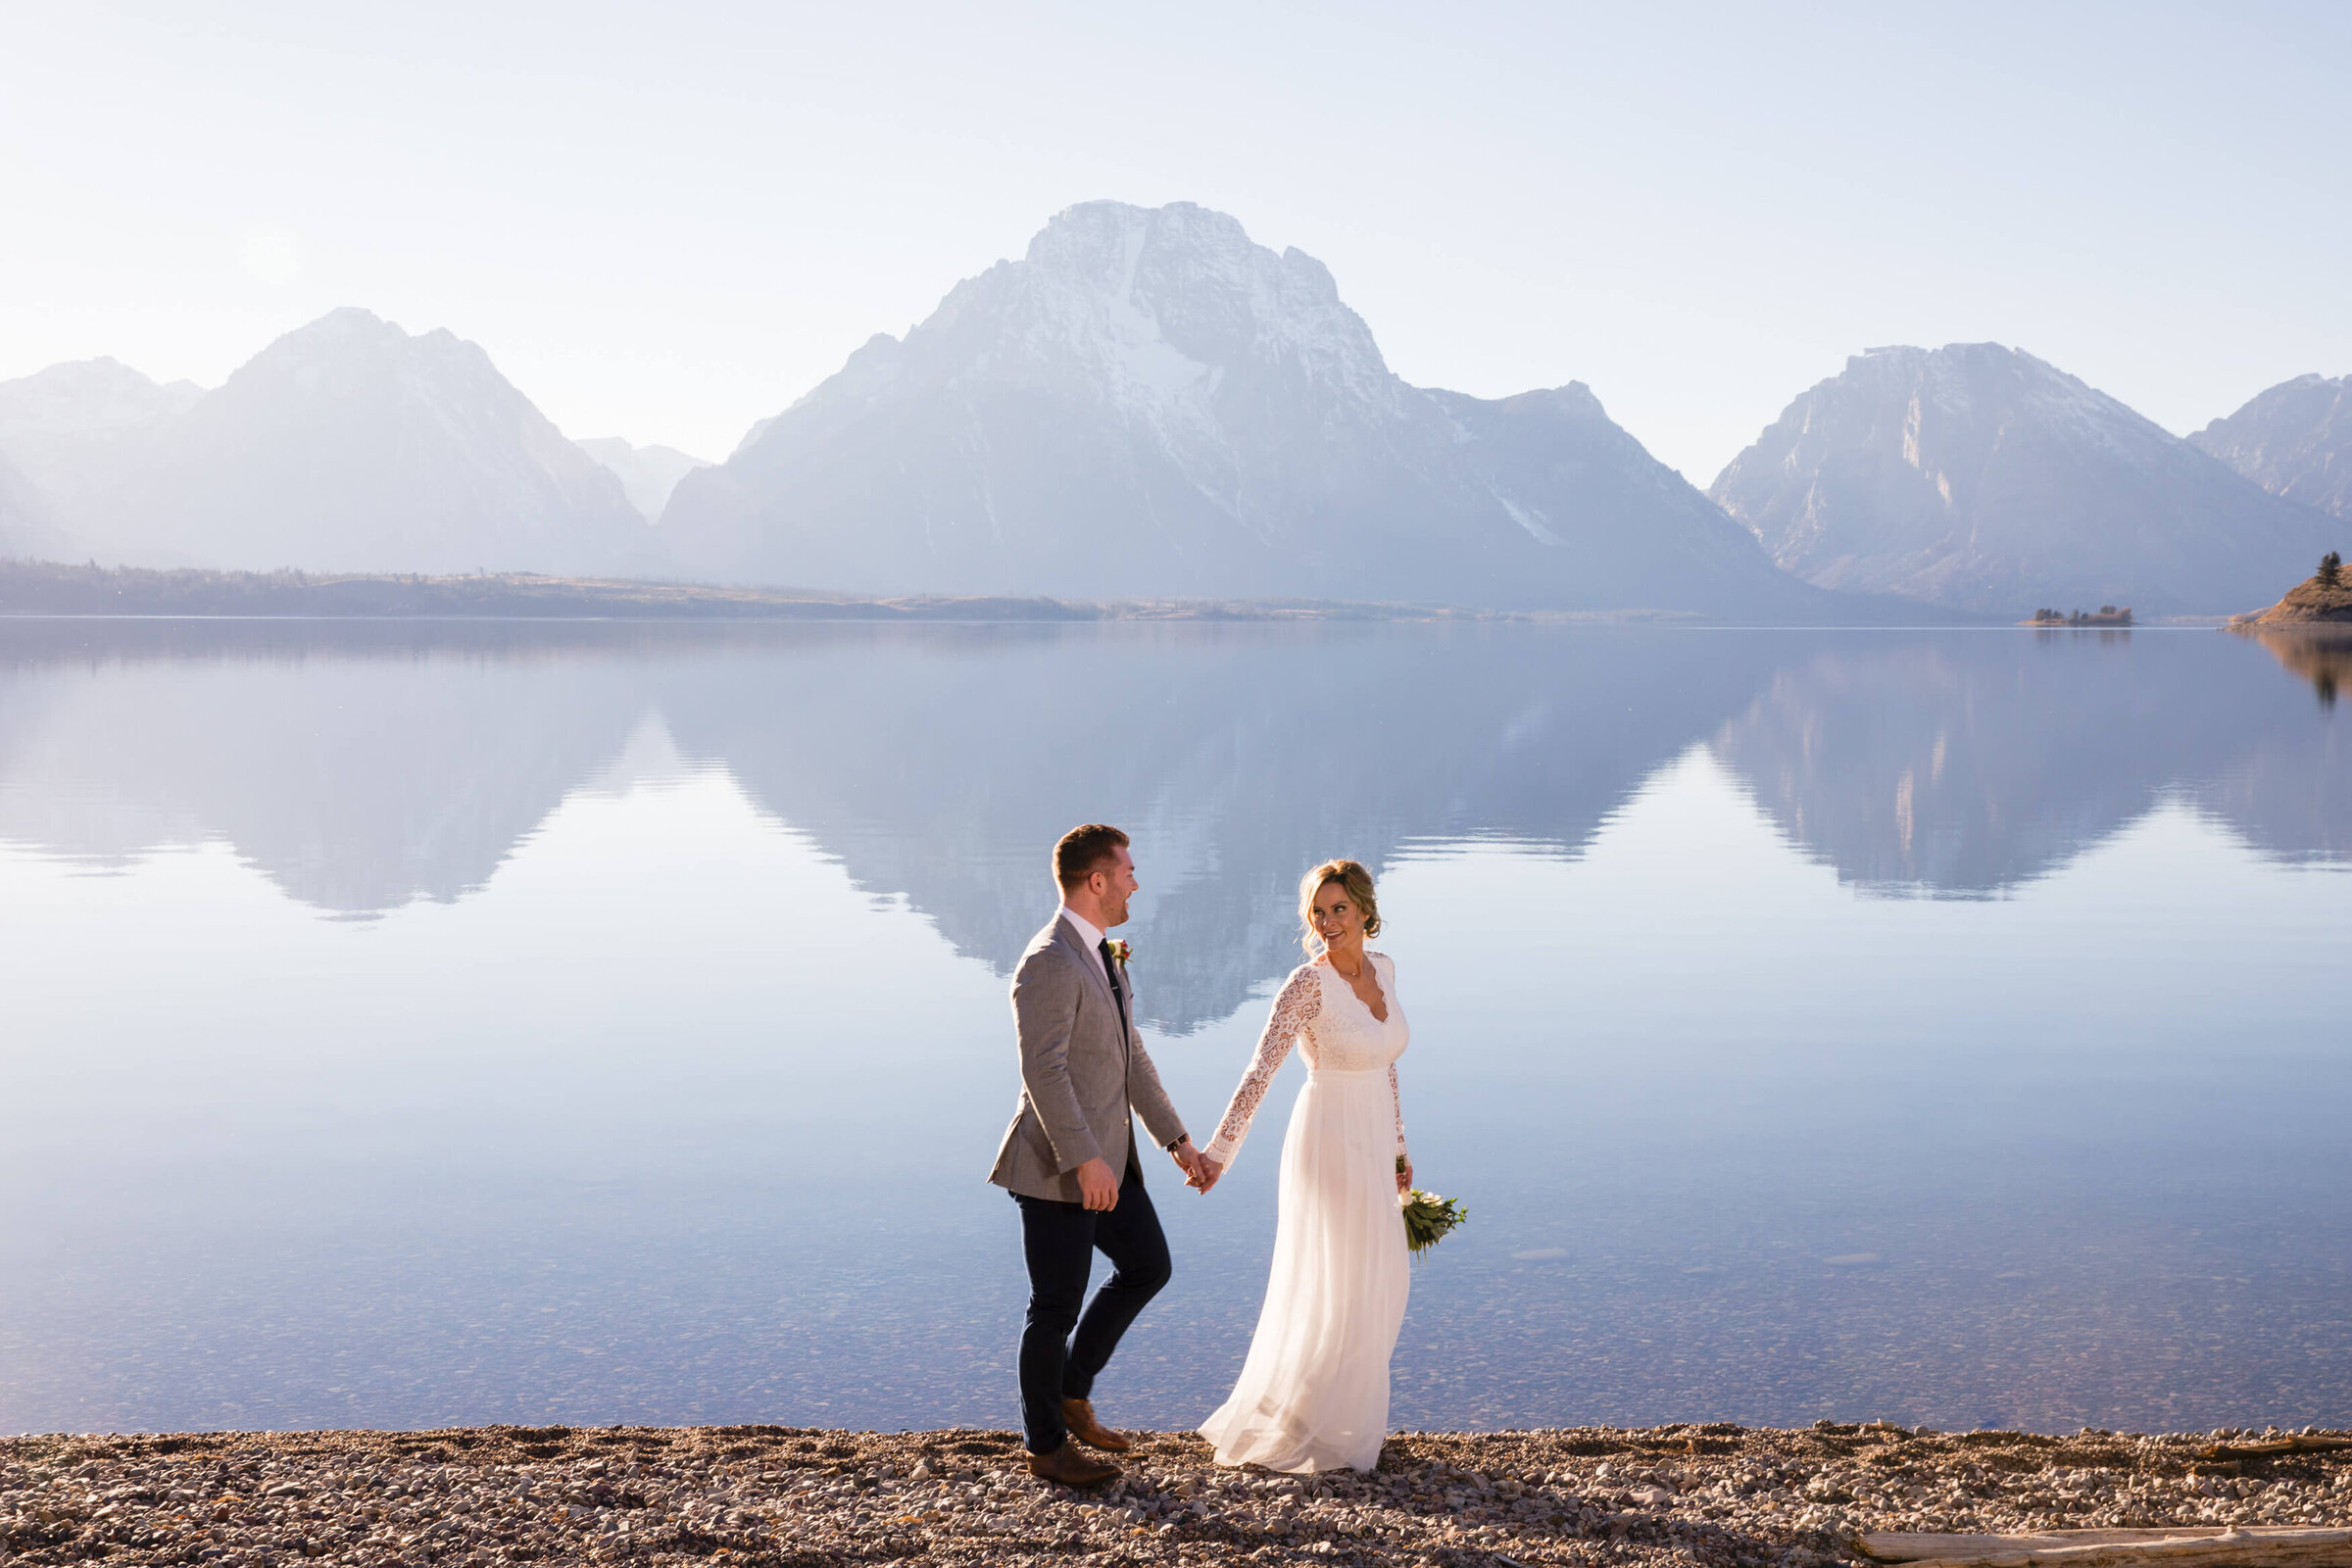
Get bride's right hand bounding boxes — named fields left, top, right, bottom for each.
left=1191, top=1154, right=1223, bottom=1194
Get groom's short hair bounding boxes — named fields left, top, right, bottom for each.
left=1054, top=823, right=1131, bottom=891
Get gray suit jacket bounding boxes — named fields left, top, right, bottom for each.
left=988, top=913, right=1188, bottom=1202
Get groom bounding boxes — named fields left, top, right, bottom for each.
left=989, top=823, right=1209, bottom=1486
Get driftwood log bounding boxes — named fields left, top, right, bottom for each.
left=1860, top=1526, right=2352, bottom=1566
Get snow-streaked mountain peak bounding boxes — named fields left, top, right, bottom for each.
left=0, top=357, right=203, bottom=440
left=666, top=199, right=1812, bottom=612
left=1713, top=341, right=2335, bottom=615
left=2191, top=371, right=2352, bottom=521
left=0, top=357, right=205, bottom=509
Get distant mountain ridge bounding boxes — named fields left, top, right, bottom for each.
left=115, top=309, right=660, bottom=575
left=0, top=358, right=201, bottom=514
left=577, top=436, right=712, bottom=522
left=2190, top=372, right=2352, bottom=521
left=0, top=448, right=54, bottom=558
left=661, top=200, right=1827, bottom=614
left=1710, top=343, right=2338, bottom=617
left=0, top=313, right=662, bottom=577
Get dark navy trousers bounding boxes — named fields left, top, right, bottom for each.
left=1011, top=1161, right=1172, bottom=1454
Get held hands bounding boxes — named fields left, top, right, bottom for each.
left=1077, top=1143, right=1218, bottom=1209
left=1169, top=1138, right=1221, bottom=1196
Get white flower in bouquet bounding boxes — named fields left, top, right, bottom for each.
left=1396, top=1156, right=1467, bottom=1256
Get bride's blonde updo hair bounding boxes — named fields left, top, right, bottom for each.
left=1298, top=858, right=1380, bottom=955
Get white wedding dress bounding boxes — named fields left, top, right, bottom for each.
left=1198, top=953, right=1410, bottom=1473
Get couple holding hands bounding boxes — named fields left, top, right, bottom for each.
left=988, top=823, right=1415, bottom=1483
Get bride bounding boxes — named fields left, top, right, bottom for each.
left=1191, top=858, right=1411, bottom=1473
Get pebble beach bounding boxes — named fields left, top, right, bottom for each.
left=6, top=1422, right=2350, bottom=1568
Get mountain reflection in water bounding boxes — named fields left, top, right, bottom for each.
left=1, top=620, right=2344, bottom=1027
left=1715, top=629, right=2351, bottom=892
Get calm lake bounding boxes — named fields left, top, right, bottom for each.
left=2, top=619, right=2347, bottom=1440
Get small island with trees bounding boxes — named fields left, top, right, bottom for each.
left=2026, top=605, right=2133, bottom=626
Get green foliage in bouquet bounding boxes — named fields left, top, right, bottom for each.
left=1397, top=1155, right=1467, bottom=1256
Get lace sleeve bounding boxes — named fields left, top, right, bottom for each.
left=1202, top=965, right=1320, bottom=1169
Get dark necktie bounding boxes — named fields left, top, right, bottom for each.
left=1098, top=940, right=1129, bottom=1035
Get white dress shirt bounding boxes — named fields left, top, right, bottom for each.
left=1058, top=906, right=1105, bottom=951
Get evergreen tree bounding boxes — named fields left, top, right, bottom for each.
left=2321, top=551, right=2343, bottom=588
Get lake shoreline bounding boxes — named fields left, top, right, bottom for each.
left=0, top=559, right=1642, bottom=623
left=0, top=559, right=1987, bottom=626
left=7, top=1421, right=2348, bottom=1568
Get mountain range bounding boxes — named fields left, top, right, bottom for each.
left=1, top=200, right=2343, bottom=617
left=661, top=201, right=1821, bottom=614
left=0, top=357, right=202, bottom=510
left=2190, top=373, right=2352, bottom=521
left=575, top=436, right=711, bottom=523
left=0, top=313, right=662, bottom=576
left=1707, top=343, right=2340, bottom=618
left=0, top=357, right=198, bottom=563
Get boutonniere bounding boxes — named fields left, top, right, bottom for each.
left=1105, top=939, right=1132, bottom=966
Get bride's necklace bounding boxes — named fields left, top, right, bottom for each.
left=1329, top=948, right=1389, bottom=1021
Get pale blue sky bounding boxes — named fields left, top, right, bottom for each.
left=4, top=0, right=2346, bottom=481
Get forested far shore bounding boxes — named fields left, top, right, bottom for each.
left=0, top=560, right=1491, bottom=622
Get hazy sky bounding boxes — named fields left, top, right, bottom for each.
left=5, top=1, right=2347, bottom=482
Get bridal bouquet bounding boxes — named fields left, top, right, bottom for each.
left=1397, top=1157, right=1468, bottom=1256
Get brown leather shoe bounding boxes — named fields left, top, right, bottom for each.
left=1061, top=1396, right=1133, bottom=1452
left=1026, top=1437, right=1119, bottom=1487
